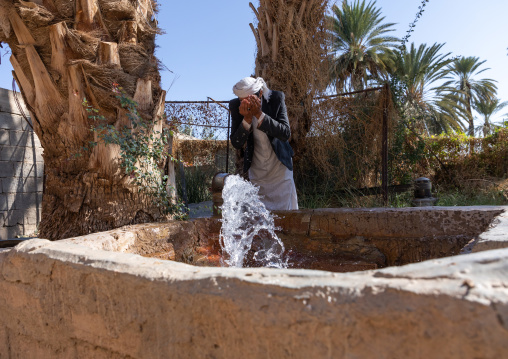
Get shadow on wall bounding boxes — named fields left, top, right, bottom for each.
left=0, top=87, right=44, bottom=239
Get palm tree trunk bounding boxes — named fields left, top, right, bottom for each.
left=484, top=118, right=491, bottom=137
left=466, top=95, right=475, bottom=136
left=0, top=0, right=172, bottom=240
left=249, top=0, right=329, bottom=159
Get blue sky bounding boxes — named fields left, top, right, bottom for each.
left=1, top=0, right=507, bottom=123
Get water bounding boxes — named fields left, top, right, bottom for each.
left=219, top=175, right=287, bottom=268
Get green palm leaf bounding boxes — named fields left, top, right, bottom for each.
left=437, top=56, right=498, bottom=135
left=327, top=0, right=399, bottom=92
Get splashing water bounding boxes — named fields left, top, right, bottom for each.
left=219, top=175, right=287, bottom=268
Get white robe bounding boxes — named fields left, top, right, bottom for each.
left=248, top=116, right=299, bottom=211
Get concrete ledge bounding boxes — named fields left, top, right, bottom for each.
left=1, top=238, right=508, bottom=358
left=275, top=206, right=506, bottom=238
left=473, top=210, right=508, bottom=252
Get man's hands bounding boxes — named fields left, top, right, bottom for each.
left=239, top=95, right=263, bottom=125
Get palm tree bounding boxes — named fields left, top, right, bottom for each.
left=391, top=43, right=451, bottom=109
left=327, top=0, right=399, bottom=92
left=0, top=0, right=169, bottom=239
left=438, top=57, right=497, bottom=136
left=474, top=97, right=508, bottom=136
left=389, top=42, right=464, bottom=134
left=249, top=0, right=329, bottom=159
left=432, top=95, right=467, bottom=134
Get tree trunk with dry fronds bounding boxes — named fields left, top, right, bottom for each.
left=0, top=0, right=173, bottom=240
left=249, top=0, right=329, bottom=158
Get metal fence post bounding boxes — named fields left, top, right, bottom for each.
left=381, top=84, right=389, bottom=206
left=226, top=110, right=230, bottom=173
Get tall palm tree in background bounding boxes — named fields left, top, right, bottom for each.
left=391, top=43, right=450, bottom=109
left=474, top=97, right=508, bottom=136
left=389, top=42, right=463, bottom=134
left=438, top=56, right=497, bottom=136
left=391, top=43, right=461, bottom=134
left=327, top=0, right=399, bottom=92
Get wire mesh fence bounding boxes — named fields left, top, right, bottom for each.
left=296, top=86, right=395, bottom=206
left=165, top=98, right=234, bottom=173
left=165, top=98, right=235, bottom=204
left=165, top=87, right=395, bottom=206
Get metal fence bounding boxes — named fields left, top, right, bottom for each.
left=165, top=97, right=233, bottom=173
left=165, top=87, right=394, bottom=206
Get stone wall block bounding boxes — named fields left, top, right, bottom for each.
left=0, top=129, right=9, bottom=146
left=0, top=194, right=7, bottom=212
left=422, top=211, right=448, bottom=236
left=9, top=193, right=42, bottom=211
left=20, top=117, right=33, bottom=131
left=309, top=210, right=366, bottom=238
left=8, top=130, right=29, bottom=147
left=0, top=224, right=24, bottom=240
left=0, top=112, right=23, bottom=130
left=0, top=145, right=42, bottom=162
left=0, top=90, right=43, bottom=240
left=30, top=132, right=41, bottom=148
left=25, top=214, right=40, bottom=226
left=400, top=210, right=426, bottom=237
left=474, top=211, right=508, bottom=252
left=273, top=210, right=313, bottom=236
left=9, top=193, right=24, bottom=210
left=334, top=211, right=360, bottom=237
left=0, top=161, right=14, bottom=178
left=0, top=88, right=16, bottom=113
left=374, top=210, right=406, bottom=237
left=4, top=210, right=24, bottom=226
left=361, top=210, right=383, bottom=236
left=1, top=177, right=43, bottom=194
left=0, top=146, right=23, bottom=162
left=11, top=162, right=44, bottom=178
left=308, top=210, right=332, bottom=237
left=1, top=238, right=508, bottom=357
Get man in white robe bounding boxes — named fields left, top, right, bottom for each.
left=229, top=77, right=298, bottom=211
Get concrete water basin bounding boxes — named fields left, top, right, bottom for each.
left=1, top=206, right=507, bottom=358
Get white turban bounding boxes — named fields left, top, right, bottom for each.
left=232, top=77, right=272, bottom=102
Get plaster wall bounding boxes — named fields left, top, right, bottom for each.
left=0, top=88, right=44, bottom=239
left=0, top=238, right=507, bottom=358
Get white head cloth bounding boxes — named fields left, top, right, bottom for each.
left=233, top=77, right=272, bottom=102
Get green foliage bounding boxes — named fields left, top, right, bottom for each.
left=389, top=119, right=426, bottom=184
left=83, top=89, right=183, bottom=215
left=434, top=187, right=507, bottom=207
left=388, top=43, right=465, bottom=135
left=298, top=184, right=507, bottom=209
left=473, top=97, right=508, bottom=137
left=176, top=165, right=213, bottom=204
left=437, top=56, right=498, bottom=135
left=327, top=0, right=399, bottom=91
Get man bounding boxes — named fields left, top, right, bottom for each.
left=229, top=77, right=298, bottom=211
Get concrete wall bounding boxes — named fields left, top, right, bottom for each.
left=0, top=238, right=507, bottom=358
left=1, top=207, right=508, bottom=358
left=0, top=88, right=44, bottom=240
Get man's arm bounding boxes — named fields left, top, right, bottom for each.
left=229, top=99, right=251, bottom=149
left=257, top=92, right=291, bottom=141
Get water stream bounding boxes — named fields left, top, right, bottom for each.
left=219, top=175, right=287, bottom=268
